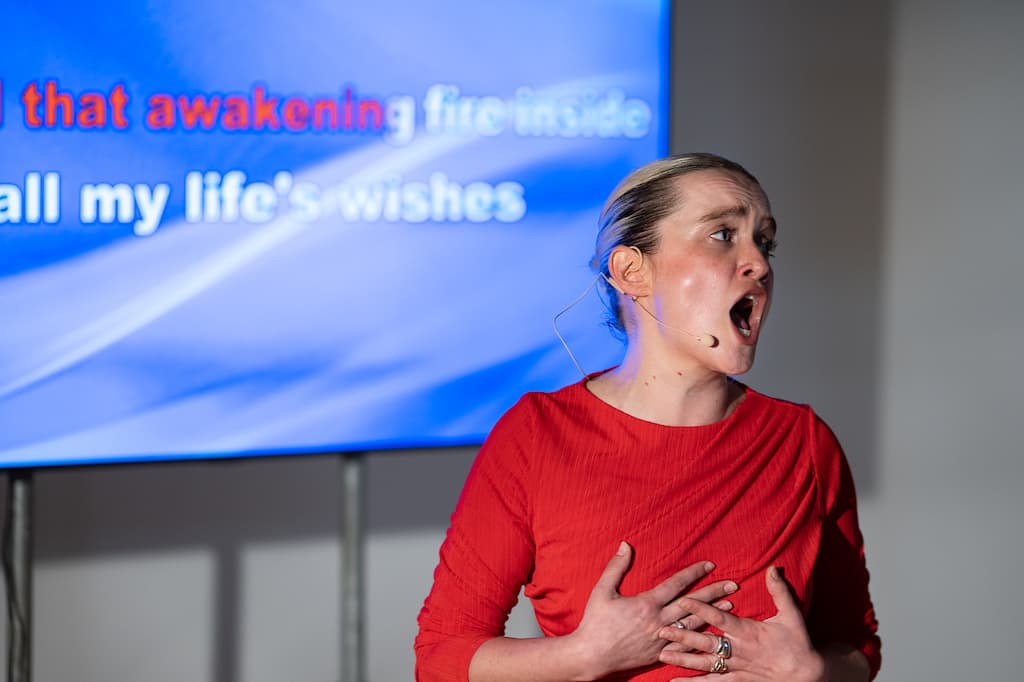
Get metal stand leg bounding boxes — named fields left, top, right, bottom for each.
left=4, top=471, right=33, bottom=682
left=340, top=453, right=365, bottom=682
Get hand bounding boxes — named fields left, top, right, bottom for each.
left=568, top=542, right=738, bottom=681
left=656, top=566, right=825, bottom=682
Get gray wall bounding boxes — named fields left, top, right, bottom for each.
left=4, top=1, right=1023, bottom=679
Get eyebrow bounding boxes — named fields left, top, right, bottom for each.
left=697, top=204, right=777, bottom=233
left=696, top=205, right=748, bottom=224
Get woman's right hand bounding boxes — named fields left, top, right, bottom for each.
left=568, top=541, right=738, bottom=681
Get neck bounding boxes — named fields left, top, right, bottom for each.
left=588, top=351, right=742, bottom=427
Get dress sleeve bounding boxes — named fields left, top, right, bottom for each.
left=806, top=415, right=882, bottom=679
left=414, top=396, right=537, bottom=682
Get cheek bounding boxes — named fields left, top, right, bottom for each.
left=663, top=274, right=730, bottom=326
left=675, top=273, right=701, bottom=294
left=653, top=254, right=732, bottom=316
left=677, top=271, right=730, bottom=307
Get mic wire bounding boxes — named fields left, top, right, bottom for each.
left=630, top=296, right=719, bottom=348
left=552, top=274, right=603, bottom=378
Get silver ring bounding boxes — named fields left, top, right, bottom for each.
left=711, top=656, right=729, bottom=673
left=713, top=635, right=732, bottom=659
left=671, top=618, right=687, bottom=630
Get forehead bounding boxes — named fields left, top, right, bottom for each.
left=668, top=169, right=771, bottom=218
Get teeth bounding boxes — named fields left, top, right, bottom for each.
left=744, top=294, right=757, bottom=302
left=739, top=328, right=751, bottom=338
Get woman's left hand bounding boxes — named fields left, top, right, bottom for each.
left=656, top=566, right=826, bottom=681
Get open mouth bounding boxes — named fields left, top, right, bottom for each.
left=729, top=295, right=757, bottom=338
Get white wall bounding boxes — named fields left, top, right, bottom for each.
left=3, top=1, right=1022, bottom=679
left=868, top=0, right=1024, bottom=678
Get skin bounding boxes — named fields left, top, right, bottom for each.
left=468, top=169, right=870, bottom=681
left=590, top=168, right=777, bottom=426
left=657, top=568, right=869, bottom=681
left=469, top=544, right=739, bottom=681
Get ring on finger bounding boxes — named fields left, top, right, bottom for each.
left=671, top=618, right=687, bottom=630
left=713, top=635, right=732, bottom=659
left=711, top=656, right=729, bottom=674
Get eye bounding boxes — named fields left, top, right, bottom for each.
left=710, top=227, right=734, bottom=242
left=757, top=234, right=779, bottom=258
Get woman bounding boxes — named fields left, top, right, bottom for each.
left=415, top=153, right=880, bottom=681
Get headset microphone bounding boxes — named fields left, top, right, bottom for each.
left=601, top=273, right=719, bottom=348
left=631, top=297, right=719, bottom=348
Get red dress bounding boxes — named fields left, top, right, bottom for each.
left=415, top=377, right=881, bottom=680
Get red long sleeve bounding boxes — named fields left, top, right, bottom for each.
left=415, top=378, right=880, bottom=680
left=806, top=418, right=882, bottom=676
left=414, top=400, right=537, bottom=682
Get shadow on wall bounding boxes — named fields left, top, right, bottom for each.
left=1, top=447, right=475, bottom=681
left=671, top=0, right=891, bottom=493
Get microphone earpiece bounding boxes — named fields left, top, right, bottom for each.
left=696, top=334, right=719, bottom=348
left=599, top=272, right=626, bottom=296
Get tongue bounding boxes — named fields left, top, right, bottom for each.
left=730, top=304, right=751, bottom=331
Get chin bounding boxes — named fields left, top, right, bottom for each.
left=715, top=348, right=757, bottom=376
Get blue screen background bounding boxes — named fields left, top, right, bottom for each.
left=0, top=0, right=668, bottom=466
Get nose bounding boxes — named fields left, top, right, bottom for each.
left=740, top=241, right=772, bottom=285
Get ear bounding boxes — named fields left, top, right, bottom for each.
left=607, top=245, right=651, bottom=299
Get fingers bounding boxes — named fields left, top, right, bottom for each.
left=683, top=579, right=740, bottom=605
left=672, top=596, right=739, bottom=633
left=592, top=541, right=633, bottom=598
left=659, top=601, right=733, bottom=651
left=659, top=650, right=725, bottom=673
left=662, top=578, right=738, bottom=627
left=646, top=560, right=716, bottom=605
left=657, top=632, right=730, bottom=673
left=658, top=607, right=732, bottom=647
left=765, top=566, right=799, bottom=619
left=667, top=598, right=733, bottom=632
